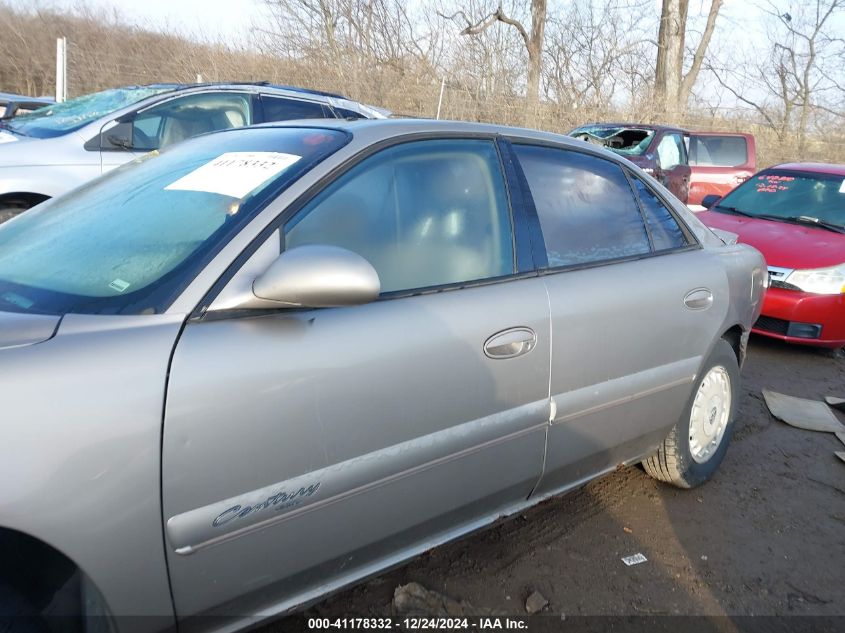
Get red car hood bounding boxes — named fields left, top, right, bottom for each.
left=698, top=210, right=845, bottom=269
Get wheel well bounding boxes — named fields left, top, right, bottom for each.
left=0, top=192, right=50, bottom=210
left=722, top=325, right=744, bottom=365
left=0, top=528, right=108, bottom=627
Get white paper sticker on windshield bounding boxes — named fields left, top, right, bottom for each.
left=165, top=152, right=301, bottom=199
left=839, top=179, right=845, bottom=193
left=0, top=131, right=18, bottom=144
left=109, top=278, right=130, bottom=293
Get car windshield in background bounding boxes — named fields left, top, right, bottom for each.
left=713, top=170, right=845, bottom=228
left=570, top=126, right=654, bottom=155
left=3, top=86, right=174, bottom=138
left=0, top=127, right=349, bottom=315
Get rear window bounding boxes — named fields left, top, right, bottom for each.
left=688, top=136, right=748, bottom=167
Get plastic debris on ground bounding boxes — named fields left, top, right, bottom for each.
left=762, top=389, right=845, bottom=433
left=825, top=396, right=845, bottom=411
left=621, top=553, right=648, bottom=566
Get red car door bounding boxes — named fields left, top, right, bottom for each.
left=686, top=132, right=756, bottom=209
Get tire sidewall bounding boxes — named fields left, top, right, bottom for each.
left=675, top=340, right=740, bottom=487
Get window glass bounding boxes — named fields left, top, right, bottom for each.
left=688, top=136, right=748, bottom=167
left=715, top=170, right=844, bottom=227
left=0, top=127, right=349, bottom=316
left=262, top=96, right=329, bottom=121
left=286, top=139, right=514, bottom=293
left=630, top=175, right=688, bottom=250
left=513, top=144, right=651, bottom=267
left=5, top=86, right=172, bottom=138
left=132, top=92, right=252, bottom=151
left=656, top=134, right=685, bottom=170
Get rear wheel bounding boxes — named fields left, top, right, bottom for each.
left=643, top=339, right=739, bottom=488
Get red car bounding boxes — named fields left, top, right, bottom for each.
left=698, top=163, right=845, bottom=350
left=569, top=123, right=756, bottom=207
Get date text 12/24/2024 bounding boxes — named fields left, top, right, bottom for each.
left=307, top=618, right=530, bottom=630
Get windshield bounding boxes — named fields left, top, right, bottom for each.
left=714, top=169, right=845, bottom=228
left=570, top=125, right=655, bottom=156
left=0, top=126, right=349, bottom=315
left=3, top=86, right=174, bottom=138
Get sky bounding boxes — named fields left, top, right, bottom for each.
left=43, top=0, right=769, bottom=44
left=49, top=0, right=265, bottom=42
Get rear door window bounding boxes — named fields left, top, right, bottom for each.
left=629, top=174, right=689, bottom=251
left=513, top=144, right=651, bottom=267
left=261, top=96, right=331, bottom=122
left=688, top=135, right=749, bottom=167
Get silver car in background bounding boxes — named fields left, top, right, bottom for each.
left=0, top=82, right=387, bottom=221
left=0, top=120, right=765, bottom=633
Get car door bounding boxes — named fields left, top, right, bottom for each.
left=686, top=133, right=756, bottom=209
left=508, top=141, right=728, bottom=497
left=654, top=131, right=691, bottom=202
left=161, top=137, right=551, bottom=619
left=98, top=91, right=255, bottom=173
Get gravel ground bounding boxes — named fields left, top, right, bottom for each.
left=270, top=336, right=845, bottom=628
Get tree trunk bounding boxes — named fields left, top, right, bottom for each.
left=526, top=0, right=547, bottom=106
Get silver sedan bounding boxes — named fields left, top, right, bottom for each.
left=0, top=119, right=765, bottom=632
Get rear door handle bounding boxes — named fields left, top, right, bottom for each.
left=684, top=288, right=713, bottom=310
left=484, top=327, right=537, bottom=359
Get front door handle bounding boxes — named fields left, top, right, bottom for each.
left=684, top=288, right=714, bottom=310
left=484, top=327, right=537, bottom=359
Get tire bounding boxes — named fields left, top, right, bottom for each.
left=643, top=339, right=739, bottom=489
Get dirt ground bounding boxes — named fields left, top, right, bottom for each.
left=272, top=336, right=845, bottom=628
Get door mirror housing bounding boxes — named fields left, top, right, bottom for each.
left=85, top=120, right=135, bottom=151
left=228, top=245, right=380, bottom=310
left=701, top=194, right=721, bottom=209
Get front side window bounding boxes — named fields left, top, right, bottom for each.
left=285, top=139, right=514, bottom=293
left=4, top=86, right=173, bottom=139
left=0, top=127, right=349, bottom=315
left=132, top=92, right=253, bottom=151
left=513, top=144, right=651, bottom=267
left=656, top=133, right=686, bottom=170
left=630, top=175, right=689, bottom=251
left=261, top=96, right=330, bottom=122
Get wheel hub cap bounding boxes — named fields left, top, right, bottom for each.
left=689, top=366, right=731, bottom=463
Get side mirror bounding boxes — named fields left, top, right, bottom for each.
left=701, top=194, right=721, bottom=209
left=249, top=245, right=380, bottom=308
left=84, top=120, right=134, bottom=151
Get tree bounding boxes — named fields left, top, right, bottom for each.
left=707, top=0, right=844, bottom=150
left=654, top=0, right=723, bottom=117
left=441, top=1, right=547, bottom=106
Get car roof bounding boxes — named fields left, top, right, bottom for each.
left=770, top=162, right=845, bottom=176
left=108, top=82, right=388, bottom=119
left=246, top=117, right=617, bottom=153
left=574, top=122, right=684, bottom=133
left=129, top=82, right=350, bottom=100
